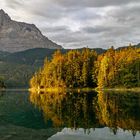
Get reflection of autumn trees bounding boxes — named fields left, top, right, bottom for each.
left=29, top=91, right=99, bottom=129
left=97, top=91, right=140, bottom=135
left=30, top=91, right=65, bottom=127
left=30, top=90, right=140, bottom=136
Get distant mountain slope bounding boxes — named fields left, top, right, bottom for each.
left=1, top=48, right=106, bottom=66
left=0, top=51, right=10, bottom=59
left=0, top=61, right=36, bottom=88
left=2, top=48, right=67, bottom=66
left=0, top=9, right=62, bottom=52
left=0, top=36, right=139, bottom=88
left=116, top=43, right=140, bottom=50
left=135, top=43, right=140, bottom=48
left=0, top=47, right=106, bottom=88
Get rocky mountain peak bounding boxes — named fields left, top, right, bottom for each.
left=0, top=9, right=62, bottom=52
left=0, top=9, right=11, bottom=25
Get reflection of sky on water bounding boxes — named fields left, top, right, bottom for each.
left=48, top=127, right=140, bottom=140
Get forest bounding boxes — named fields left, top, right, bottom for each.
left=30, top=46, right=140, bottom=89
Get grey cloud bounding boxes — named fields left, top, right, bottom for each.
left=4, top=0, right=140, bottom=9
left=103, top=4, right=140, bottom=40
left=70, top=8, right=103, bottom=23
left=2, top=0, right=140, bottom=49
left=108, top=5, right=140, bottom=25
left=50, top=31, right=87, bottom=44
left=51, top=0, right=140, bottom=7
left=48, top=29, right=102, bottom=48
left=4, top=0, right=23, bottom=9
left=82, top=26, right=111, bottom=34
left=40, top=26, right=70, bottom=33
left=102, top=27, right=132, bottom=37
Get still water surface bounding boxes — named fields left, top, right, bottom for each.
left=0, top=90, right=140, bottom=140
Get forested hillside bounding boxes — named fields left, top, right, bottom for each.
left=0, top=48, right=105, bottom=88
left=0, top=62, right=36, bottom=88
left=30, top=46, right=140, bottom=89
left=1, top=48, right=105, bottom=66
left=1, top=44, right=140, bottom=88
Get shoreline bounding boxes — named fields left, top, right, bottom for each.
left=29, top=87, right=140, bottom=93
left=0, top=88, right=29, bottom=91
left=29, top=87, right=96, bottom=93
left=97, top=88, right=140, bottom=92
left=1, top=87, right=140, bottom=93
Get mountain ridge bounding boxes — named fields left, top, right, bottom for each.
left=0, top=47, right=106, bottom=66
left=1, top=42, right=140, bottom=67
left=0, top=9, right=62, bottom=52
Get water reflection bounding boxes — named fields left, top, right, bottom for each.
left=29, top=90, right=140, bottom=136
left=97, top=91, right=140, bottom=136
left=30, top=91, right=100, bottom=130
left=0, top=90, right=62, bottom=140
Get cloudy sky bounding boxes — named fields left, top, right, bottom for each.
left=1, top=0, right=140, bottom=49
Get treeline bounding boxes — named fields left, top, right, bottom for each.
left=97, top=46, right=140, bottom=88
left=30, top=48, right=97, bottom=88
left=30, top=46, right=140, bottom=89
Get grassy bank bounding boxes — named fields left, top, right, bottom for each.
left=96, top=87, right=140, bottom=92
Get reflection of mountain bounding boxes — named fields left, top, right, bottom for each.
left=30, top=90, right=140, bottom=136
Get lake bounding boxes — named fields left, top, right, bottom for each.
left=0, top=90, right=140, bottom=140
